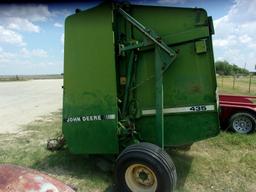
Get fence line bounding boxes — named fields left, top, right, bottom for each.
left=217, top=75, right=256, bottom=94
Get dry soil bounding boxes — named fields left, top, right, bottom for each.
left=0, top=79, right=62, bottom=133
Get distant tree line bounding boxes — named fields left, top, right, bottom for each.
left=215, top=60, right=250, bottom=75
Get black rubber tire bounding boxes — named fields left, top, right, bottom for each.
left=114, top=142, right=177, bottom=192
left=229, top=112, right=256, bottom=134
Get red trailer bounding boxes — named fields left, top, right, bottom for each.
left=219, top=94, right=256, bottom=134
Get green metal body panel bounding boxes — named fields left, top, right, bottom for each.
left=63, top=3, right=119, bottom=154
left=117, top=5, right=219, bottom=146
left=62, top=2, right=220, bottom=154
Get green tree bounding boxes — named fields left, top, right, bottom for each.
left=215, top=60, right=249, bottom=75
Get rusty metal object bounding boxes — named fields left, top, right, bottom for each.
left=0, top=164, right=75, bottom=192
left=47, top=135, right=65, bottom=151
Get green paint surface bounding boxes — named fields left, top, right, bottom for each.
left=129, top=5, right=219, bottom=146
left=63, top=3, right=118, bottom=154
left=62, top=3, right=219, bottom=154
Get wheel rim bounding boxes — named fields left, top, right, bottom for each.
left=233, top=115, right=253, bottom=133
left=125, top=164, right=158, bottom=192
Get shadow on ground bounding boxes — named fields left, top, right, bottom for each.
left=32, top=148, right=193, bottom=192
left=169, top=150, right=194, bottom=190
left=32, top=149, right=115, bottom=192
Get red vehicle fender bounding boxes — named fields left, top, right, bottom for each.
left=0, top=164, right=76, bottom=192
left=219, top=94, right=256, bottom=126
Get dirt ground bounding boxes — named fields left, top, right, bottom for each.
left=0, top=79, right=62, bottom=133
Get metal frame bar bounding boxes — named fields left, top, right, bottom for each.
left=122, top=50, right=135, bottom=116
left=118, top=8, right=176, bottom=57
left=118, top=7, right=177, bottom=148
left=155, top=46, right=164, bottom=147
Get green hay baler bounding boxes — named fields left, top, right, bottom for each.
left=62, top=2, right=219, bottom=191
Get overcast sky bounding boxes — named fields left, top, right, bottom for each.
left=0, top=0, right=255, bottom=75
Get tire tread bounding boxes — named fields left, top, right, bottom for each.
left=116, top=142, right=177, bottom=192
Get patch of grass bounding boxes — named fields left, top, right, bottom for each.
left=0, top=112, right=112, bottom=192
left=1, top=111, right=256, bottom=192
left=173, top=133, right=256, bottom=192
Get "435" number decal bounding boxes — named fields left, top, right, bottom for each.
left=189, top=106, right=207, bottom=112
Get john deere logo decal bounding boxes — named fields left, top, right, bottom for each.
left=64, top=114, right=116, bottom=123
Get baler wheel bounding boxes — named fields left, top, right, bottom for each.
left=229, top=112, right=256, bottom=134
left=115, top=142, right=177, bottom=192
